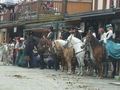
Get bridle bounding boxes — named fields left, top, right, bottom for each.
left=67, top=35, right=83, bottom=47
left=67, top=35, right=86, bottom=55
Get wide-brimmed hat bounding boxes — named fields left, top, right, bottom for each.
left=106, top=24, right=112, bottom=28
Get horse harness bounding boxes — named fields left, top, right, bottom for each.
left=67, top=35, right=85, bottom=55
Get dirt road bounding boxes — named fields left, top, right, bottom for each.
left=0, top=64, right=120, bottom=90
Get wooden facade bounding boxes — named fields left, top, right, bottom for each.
left=92, top=0, right=120, bottom=10
left=0, top=0, right=92, bottom=42
left=0, top=0, right=92, bottom=22
left=67, top=1, right=91, bottom=14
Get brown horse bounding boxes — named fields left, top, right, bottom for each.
left=37, top=37, right=62, bottom=70
left=53, top=40, right=75, bottom=74
left=86, top=30, right=106, bottom=78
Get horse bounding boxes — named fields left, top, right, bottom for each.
left=52, top=40, right=67, bottom=71
left=37, top=36, right=60, bottom=69
left=53, top=39, right=75, bottom=74
left=66, top=34, right=86, bottom=75
left=85, top=30, right=106, bottom=78
left=2, top=44, right=13, bottom=65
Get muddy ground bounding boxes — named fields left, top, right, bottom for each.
left=0, top=64, right=120, bottom=90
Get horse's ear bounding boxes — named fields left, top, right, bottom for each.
left=88, top=30, right=92, bottom=35
left=43, top=36, right=45, bottom=39
left=88, top=30, right=91, bottom=33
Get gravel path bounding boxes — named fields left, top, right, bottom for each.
left=0, top=64, right=120, bottom=90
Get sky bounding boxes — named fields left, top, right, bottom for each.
left=0, top=0, right=21, bottom=3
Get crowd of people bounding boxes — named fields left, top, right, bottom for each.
left=0, top=24, right=119, bottom=71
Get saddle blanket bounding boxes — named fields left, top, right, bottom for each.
left=105, top=40, right=120, bottom=59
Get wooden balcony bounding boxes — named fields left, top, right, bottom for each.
left=0, top=0, right=64, bottom=24
left=116, top=0, right=120, bottom=8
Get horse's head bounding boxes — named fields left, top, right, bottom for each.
left=37, top=37, right=52, bottom=54
left=66, top=34, right=73, bottom=47
left=86, top=30, right=93, bottom=43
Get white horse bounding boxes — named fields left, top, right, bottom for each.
left=2, top=44, right=13, bottom=65
left=66, top=34, right=86, bottom=75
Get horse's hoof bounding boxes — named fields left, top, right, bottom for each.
left=67, top=72, right=72, bottom=75
left=80, top=73, right=84, bottom=76
left=77, top=72, right=80, bottom=76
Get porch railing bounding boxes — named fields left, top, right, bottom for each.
left=0, top=0, right=65, bottom=23
left=116, top=0, right=120, bottom=8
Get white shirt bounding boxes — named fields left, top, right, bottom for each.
left=19, top=42, right=25, bottom=50
left=15, top=41, right=19, bottom=49
left=100, top=32, right=107, bottom=41
left=92, top=33, right=96, bottom=37
left=106, top=30, right=113, bottom=40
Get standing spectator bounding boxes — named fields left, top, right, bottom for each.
left=13, top=4, right=19, bottom=20
left=24, top=34, right=36, bottom=68
left=14, top=37, right=20, bottom=64
left=45, top=1, right=53, bottom=10
left=17, top=37, right=27, bottom=67
left=12, top=38, right=16, bottom=65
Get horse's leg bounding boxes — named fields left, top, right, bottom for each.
left=67, top=59, right=72, bottom=74
left=40, top=54, right=46, bottom=69
left=72, top=57, right=77, bottom=74
left=76, top=56, right=81, bottom=75
left=97, top=62, right=103, bottom=78
left=61, top=58, right=65, bottom=72
left=112, top=61, right=117, bottom=78
left=80, top=58, right=85, bottom=76
left=95, top=61, right=100, bottom=78
left=54, top=57, right=59, bottom=71
left=104, top=62, right=108, bottom=78
left=76, top=53, right=85, bottom=76
left=101, top=62, right=104, bottom=78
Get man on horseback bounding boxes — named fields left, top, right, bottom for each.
left=88, top=26, right=96, bottom=37
left=47, top=26, right=54, bottom=41
left=99, top=27, right=106, bottom=42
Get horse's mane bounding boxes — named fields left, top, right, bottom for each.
left=90, top=33, right=100, bottom=46
left=68, top=34, right=82, bottom=43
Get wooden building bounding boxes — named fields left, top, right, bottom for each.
left=0, top=0, right=92, bottom=42
left=76, top=0, right=120, bottom=38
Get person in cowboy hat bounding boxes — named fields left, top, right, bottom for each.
left=88, top=26, right=96, bottom=37
left=98, top=27, right=107, bottom=42
left=105, top=24, right=114, bottom=40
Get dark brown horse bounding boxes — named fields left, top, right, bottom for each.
left=86, top=30, right=106, bottom=78
left=37, top=36, right=61, bottom=70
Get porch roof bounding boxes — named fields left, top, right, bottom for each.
left=65, top=8, right=120, bottom=19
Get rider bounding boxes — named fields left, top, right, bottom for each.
left=98, top=27, right=107, bottom=42
left=88, top=26, right=96, bottom=37
left=47, top=26, right=54, bottom=41
left=105, top=24, right=114, bottom=41
left=74, top=27, right=82, bottom=40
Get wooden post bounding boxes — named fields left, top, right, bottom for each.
left=62, top=0, right=68, bottom=16
left=55, top=22, right=59, bottom=39
left=37, top=0, right=41, bottom=19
